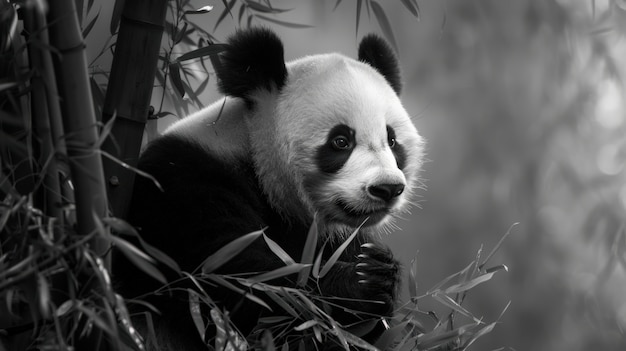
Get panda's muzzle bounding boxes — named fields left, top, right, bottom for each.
left=334, top=198, right=392, bottom=226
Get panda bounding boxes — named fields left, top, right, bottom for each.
left=117, top=27, right=425, bottom=350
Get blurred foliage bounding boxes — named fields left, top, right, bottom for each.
left=406, top=1, right=626, bottom=350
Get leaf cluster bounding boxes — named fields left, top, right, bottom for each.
left=121, top=218, right=512, bottom=351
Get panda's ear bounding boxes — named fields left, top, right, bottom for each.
left=216, top=27, right=287, bottom=104
left=358, top=34, right=402, bottom=95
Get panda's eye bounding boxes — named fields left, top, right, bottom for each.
left=387, top=125, right=397, bottom=149
left=332, top=136, right=352, bottom=150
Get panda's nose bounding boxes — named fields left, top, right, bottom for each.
left=368, top=183, right=405, bottom=202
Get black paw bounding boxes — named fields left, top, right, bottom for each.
left=353, top=243, right=400, bottom=316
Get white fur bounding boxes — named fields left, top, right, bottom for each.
left=165, top=52, right=425, bottom=235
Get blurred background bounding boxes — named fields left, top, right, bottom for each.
left=85, top=0, right=626, bottom=349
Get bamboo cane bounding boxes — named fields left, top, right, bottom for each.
left=46, top=1, right=114, bottom=348
left=101, top=0, right=168, bottom=219
left=22, top=7, right=63, bottom=223
left=47, top=0, right=108, bottom=239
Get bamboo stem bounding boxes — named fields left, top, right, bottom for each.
left=22, top=7, right=63, bottom=223
left=47, top=0, right=108, bottom=238
left=47, top=3, right=112, bottom=349
left=101, top=0, right=168, bottom=219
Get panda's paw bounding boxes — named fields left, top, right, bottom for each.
left=354, top=243, right=400, bottom=315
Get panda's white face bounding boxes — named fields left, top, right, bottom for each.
left=247, top=54, right=424, bottom=231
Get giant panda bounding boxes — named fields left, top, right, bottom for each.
left=117, top=27, right=425, bottom=350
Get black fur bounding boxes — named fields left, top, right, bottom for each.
left=216, top=27, right=287, bottom=106
left=316, top=124, right=355, bottom=173
left=358, top=34, right=402, bottom=95
left=387, top=125, right=406, bottom=170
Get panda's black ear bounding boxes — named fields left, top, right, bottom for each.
left=216, top=27, right=287, bottom=104
left=358, top=34, right=402, bottom=95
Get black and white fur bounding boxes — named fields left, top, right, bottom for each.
left=117, top=28, right=424, bottom=350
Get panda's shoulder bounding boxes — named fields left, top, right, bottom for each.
left=163, top=97, right=249, bottom=161
left=138, top=134, right=248, bottom=185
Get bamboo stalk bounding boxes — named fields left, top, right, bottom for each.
left=101, top=0, right=168, bottom=219
left=46, top=2, right=113, bottom=349
left=47, top=0, right=108, bottom=238
left=22, top=7, right=62, bottom=223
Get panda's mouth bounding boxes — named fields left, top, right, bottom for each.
left=335, top=199, right=389, bottom=224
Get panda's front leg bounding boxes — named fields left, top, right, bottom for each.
left=318, top=243, right=400, bottom=334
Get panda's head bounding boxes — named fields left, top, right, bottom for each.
left=217, top=28, right=424, bottom=234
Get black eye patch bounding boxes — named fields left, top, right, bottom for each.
left=316, top=124, right=355, bottom=174
left=387, top=125, right=406, bottom=170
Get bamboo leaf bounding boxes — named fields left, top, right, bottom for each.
left=265, top=291, right=298, bottom=317
left=194, top=76, right=210, bottom=96
left=82, top=11, right=100, bottom=38
left=37, top=273, right=51, bottom=319
left=356, top=0, right=362, bottom=36
left=110, top=0, right=124, bottom=34
left=110, top=235, right=167, bottom=284
left=176, top=44, right=228, bottom=62
left=297, top=214, right=319, bottom=287
left=444, top=272, right=495, bottom=295
left=201, top=229, right=264, bottom=273
left=262, top=329, right=276, bottom=351
left=89, top=77, right=104, bottom=112
left=76, top=303, right=116, bottom=336
left=254, top=14, right=313, bottom=28
left=311, top=241, right=327, bottom=278
left=152, top=111, right=176, bottom=119
left=480, top=222, right=517, bottom=270
left=169, top=63, right=185, bottom=97
left=87, top=0, right=96, bottom=14
left=460, top=322, right=497, bottom=350
left=238, top=3, right=246, bottom=25
left=294, top=320, right=318, bottom=331
left=174, top=22, right=188, bottom=45
left=184, top=5, right=214, bottom=15
left=416, top=323, right=472, bottom=349
left=319, top=218, right=367, bottom=278
left=333, top=0, right=343, bottom=11
left=251, top=264, right=309, bottom=283
left=95, top=109, right=116, bottom=148
left=432, top=293, right=481, bottom=324
left=214, top=0, right=237, bottom=31
left=335, top=327, right=378, bottom=351
left=263, top=234, right=296, bottom=265
left=0, top=82, right=17, bottom=92
left=103, top=217, right=181, bottom=273
left=370, top=1, right=398, bottom=52
left=244, top=1, right=290, bottom=13
left=408, top=256, right=418, bottom=298
left=427, top=262, right=472, bottom=295
left=486, top=264, right=509, bottom=274
left=56, top=300, right=74, bottom=317
left=400, top=0, right=420, bottom=18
